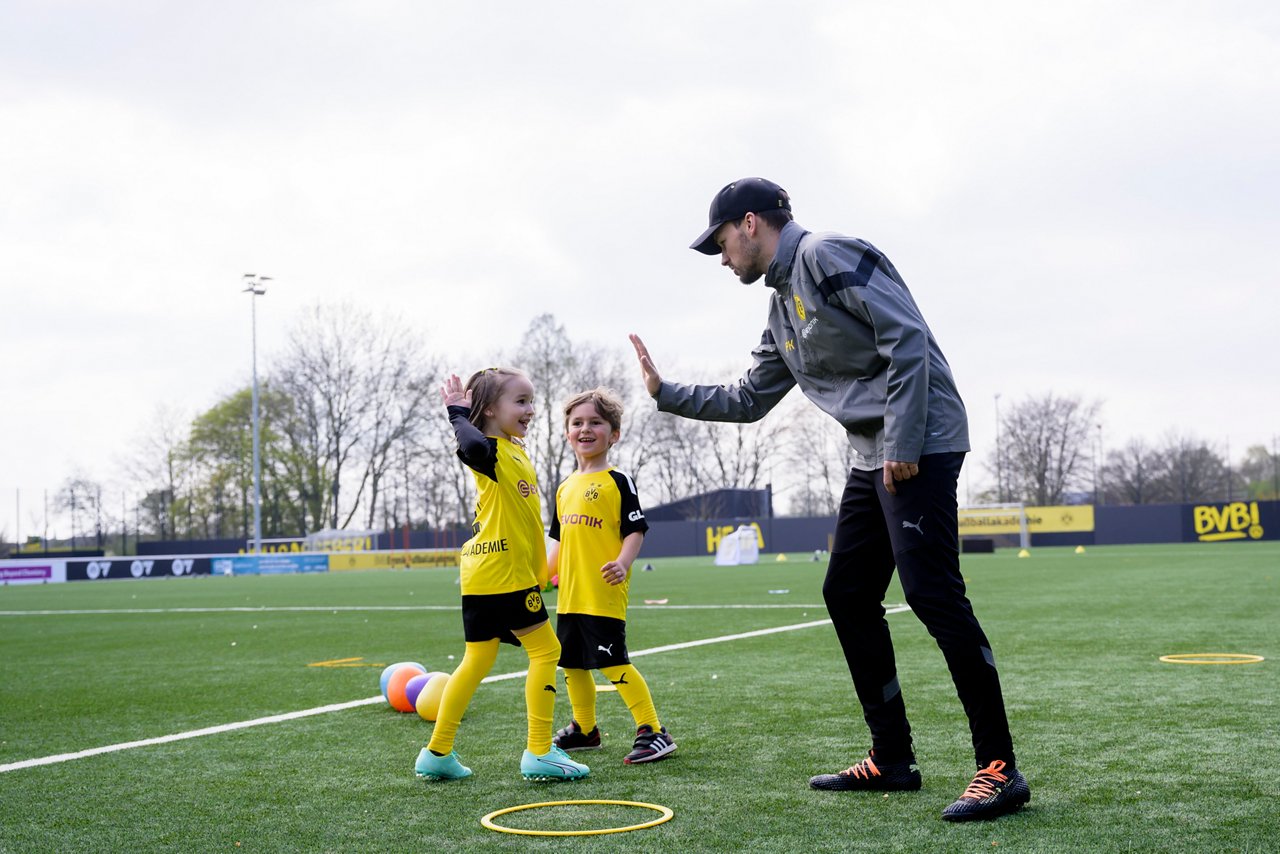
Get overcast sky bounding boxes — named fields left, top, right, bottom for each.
left=3, top=1, right=1278, bottom=539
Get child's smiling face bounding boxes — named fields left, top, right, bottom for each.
left=485, top=375, right=536, bottom=440
left=565, top=400, right=618, bottom=466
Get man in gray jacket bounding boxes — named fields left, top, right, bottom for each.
left=629, top=177, right=1030, bottom=822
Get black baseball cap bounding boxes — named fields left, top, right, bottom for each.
left=690, top=177, right=791, bottom=255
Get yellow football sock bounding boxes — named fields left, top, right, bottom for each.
left=519, top=621, right=561, bottom=754
left=426, top=638, right=499, bottom=756
left=601, top=664, right=660, bottom=731
left=562, top=668, right=598, bottom=733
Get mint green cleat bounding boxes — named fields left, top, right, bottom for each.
left=415, top=748, right=472, bottom=781
left=520, top=746, right=590, bottom=781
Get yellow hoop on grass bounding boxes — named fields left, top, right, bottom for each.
left=481, top=799, right=673, bottom=837
left=1158, top=653, right=1264, bottom=665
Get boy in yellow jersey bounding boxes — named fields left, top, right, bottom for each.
left=414, top=367, right=589, bottom=783
left=549, top=387, right=676, bottom=764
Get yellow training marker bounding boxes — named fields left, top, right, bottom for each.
left=481, top=800, right=673, bottom=837
left=1158, top=653, right=1264, bottom=665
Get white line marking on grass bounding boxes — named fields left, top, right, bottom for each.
left=0, top=696, right=386, bottom=773
left=628, top=604, right=828, bottom=610
left=0, top=605, right=910, bottom=773
left=0, top=603, right=830, bottom=616
left=0, top=606, right=463, bottom=616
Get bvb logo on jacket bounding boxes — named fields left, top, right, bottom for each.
left=583, top=485, right=599, bottom=501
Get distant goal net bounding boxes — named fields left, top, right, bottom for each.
left=957, top=503, right=1030, bottom=550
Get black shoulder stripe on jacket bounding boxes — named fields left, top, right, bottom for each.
left=816, top=245, right=884, bottom=302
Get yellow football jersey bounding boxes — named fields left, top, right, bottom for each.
left=550, top=468, right=649, bottom=619
left=458, top=435, right=547, bottom=595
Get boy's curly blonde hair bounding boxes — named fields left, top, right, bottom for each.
left=562, top=387, right=624, bottom=433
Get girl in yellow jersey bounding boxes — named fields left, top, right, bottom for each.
left=414, top=368, right=589, bottom=783
left=549, top=387, right=676, bottom=764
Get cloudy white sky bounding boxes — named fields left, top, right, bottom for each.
left=3, top=1, right=1278, bottom=539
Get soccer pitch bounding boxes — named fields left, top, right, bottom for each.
left=2, top=544, right=1276, bottom=852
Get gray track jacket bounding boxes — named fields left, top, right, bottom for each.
left=654, top=221, right=970, bottom=471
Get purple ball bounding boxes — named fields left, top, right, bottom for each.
left=404, top=673, right=434, bottom=709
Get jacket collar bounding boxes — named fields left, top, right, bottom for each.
left=766, top=221, right=808, bottom=292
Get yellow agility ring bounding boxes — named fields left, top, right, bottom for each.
left=1159, top=653, right=1265, bottom=665
left=481, top=799, right=673, bottom=837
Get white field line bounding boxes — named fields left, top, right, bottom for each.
left=0, top=605, right=909, bottom=774
left=0, top=604, right=828, bottom=616
left=0, top=606, right=463, bottom=615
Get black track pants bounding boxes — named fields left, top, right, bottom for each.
left=822, top=452, right=1015, bottom=767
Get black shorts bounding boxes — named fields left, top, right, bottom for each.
left=461, top=586, right=548, bottom=646
left=556, top=613, right=630, bottom=669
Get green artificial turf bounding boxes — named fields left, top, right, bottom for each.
left=1, top=543, right=1276, bottom=852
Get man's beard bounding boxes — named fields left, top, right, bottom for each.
left=737, top=240, right=765, bottom=284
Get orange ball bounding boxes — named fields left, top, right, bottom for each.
left=415, top=672, right=451, bottom=721
left=387, top=664, right=426, bottom=712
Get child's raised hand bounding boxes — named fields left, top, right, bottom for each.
left=600, top=561, right=628, bottom=586
left=441, top=374, right=471, bottom=408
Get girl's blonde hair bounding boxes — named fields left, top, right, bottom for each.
left=562, top=387, right=625, bottom=433
left=464, top=367, right=530, bottom=429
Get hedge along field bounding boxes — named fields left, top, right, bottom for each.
left=1, top=543, right=1277, bottom=853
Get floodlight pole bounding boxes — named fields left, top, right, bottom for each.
left=1225, top=435, right=1232, bottom=501
left=1095, top=423, right=1103, bottom=506
left=242, top=274, right=270, bottom=555
left=1273, top=434, right=1278, bottom=500
left=994, top=393, right=1003, bottom=503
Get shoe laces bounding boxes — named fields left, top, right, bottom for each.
left=840, top=755, right=882, bottom=780
left=960, top=760, right=1009, bottom=800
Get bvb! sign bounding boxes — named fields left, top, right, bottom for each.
left=1190, top=501, right=1265, bottom=542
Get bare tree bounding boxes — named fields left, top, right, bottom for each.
left=120, top=405, right=193, bottom=539
left=274, top=305, right=372, bottom=531
left=274, top=304, right=437, bottom=532
left=997, top=393, right=1101, bottom=505
left=1103, top=438, right=1160, bottom=505
left=55, top=473, right=106, bottom=548
left=413, top=409, right=476, bottom=541
left=350, top=338, right=438, bottom=531
left=513, top=314, right=576, bottom=517
left=516, top=314, right=631, bottom=519
left=699, top=415, right=785, bottom=492
left=781, top=403, right=852, bottom=516
left=1150, top=433, right=1228, bottom=503
left=634, top=413, right=716, bottom=505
